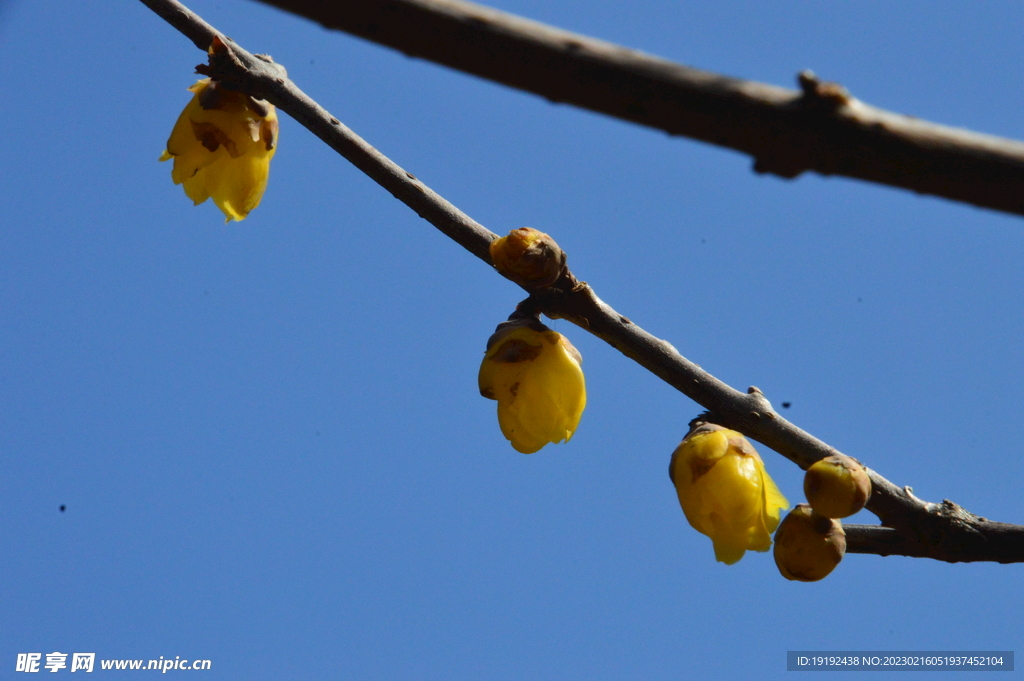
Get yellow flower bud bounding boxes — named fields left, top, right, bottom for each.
left=160, top=79, right=278, bottom=222
left=669, top=423, right=789, bottom=564
left=773, top=504, right=846, bottom=582
left=489, top=228, right=565, bottom=288
left=478, top=318, right=586, bottom=454
left=803, top=454, right=872, bottom=519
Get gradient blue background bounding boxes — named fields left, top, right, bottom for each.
left=2, top=1, right=1022, bottom=678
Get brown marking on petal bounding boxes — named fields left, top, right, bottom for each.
left=479, top=387, right=495, bottom=399
left=490, top=338, right=542, bottom=363
left=688, top=456, right=717, bottom=483
left=727, top=435, right=758, bottom=458
left=245, top=96, right=271, bottom=118
left=191, top=121, right=237, bottom=156
left=199, top=130, right=220, bottom=152
left=484, top=316, right=550, bottom=351
left=509, top=382, right=520, bottom=397
left=687, top=422, right=724, bottom=438
left=262, top=117, right=278, bottom=151
left=198, top=81, right=224, bottom=110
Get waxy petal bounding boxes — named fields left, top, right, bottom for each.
left=479, top=323, right=586, bottom=454
left=670, top=424, right=789, bottom=564
left=160, top=79, right=277, bottom=222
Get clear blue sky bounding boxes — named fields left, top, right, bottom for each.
left=3, top=1, right=1022, bottom=678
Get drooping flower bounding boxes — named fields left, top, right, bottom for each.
left=478, top=316, right=586, bottom=454
left=160, top=79, right=278, bottom=222
left=669, top=421, right=789, bottom=564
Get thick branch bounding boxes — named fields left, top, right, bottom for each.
left=845, top=517, right=1024, bottom=564
left=253, top=0, right=1024, bottom=218
left=140, top=0, right=1024, bottom=562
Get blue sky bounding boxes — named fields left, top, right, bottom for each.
left=2, top=0, right=1022, bottom=678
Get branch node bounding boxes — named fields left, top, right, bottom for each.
left=796, top=69, right=852, bottom=107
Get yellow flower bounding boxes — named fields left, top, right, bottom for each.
left=478, top=318, right=586, bottom=454
left=159, top=79, right=278, bottom=222
left=669, top=422, right=789, bottom=564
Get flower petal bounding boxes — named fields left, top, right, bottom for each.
left=161, top=79, right=277, bottom=220
left=205, top=150, right=273, bottom=222
left=478, top=323, right=586, bottom=453
left=670, top=424, right=789, bottom=564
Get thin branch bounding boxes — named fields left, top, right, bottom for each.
left=141, top=0, right=217, bottom=50
left=139, top=0, right=1024, bottom=563
left=252, top=0, right=1024, bottom=219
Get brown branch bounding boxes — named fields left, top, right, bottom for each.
left=251, top=0, right=1024, bottom=218
left=138, top=0, right=1024, bottom=563
left=845, top=513, right=1024, bottom=564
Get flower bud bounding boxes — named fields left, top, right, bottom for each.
left=489, top=228, right=565, bottom=288
left=478, top=316, right=585, bottom=454
left=773, top=504, right=846, bottom=582
left=669, top=422, right=789, bottom=564
left=803, top=454, right=871, bottom=519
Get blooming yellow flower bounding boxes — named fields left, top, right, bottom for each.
left=160, top=79, right=278, bottom=222
left=478, top=318, right=586, bottom=454
left=669, top=422, right=789, bottom=564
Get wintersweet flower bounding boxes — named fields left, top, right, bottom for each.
left=669, top=422, right=789, bottom=564
left=160, top=79, right=278, bottom=222
left=478, top=317, right=586, bottom=454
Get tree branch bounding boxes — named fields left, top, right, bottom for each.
left=138, top=0, right=1024, bottom=563
left=845, top=514, right=1024, bottom=563
left=251, top=0, right=1024, bottom=219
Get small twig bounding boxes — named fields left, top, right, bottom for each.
left=138, top=0, right=1024, bottom=562
left=253, top=0, right=1024, bottom=218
